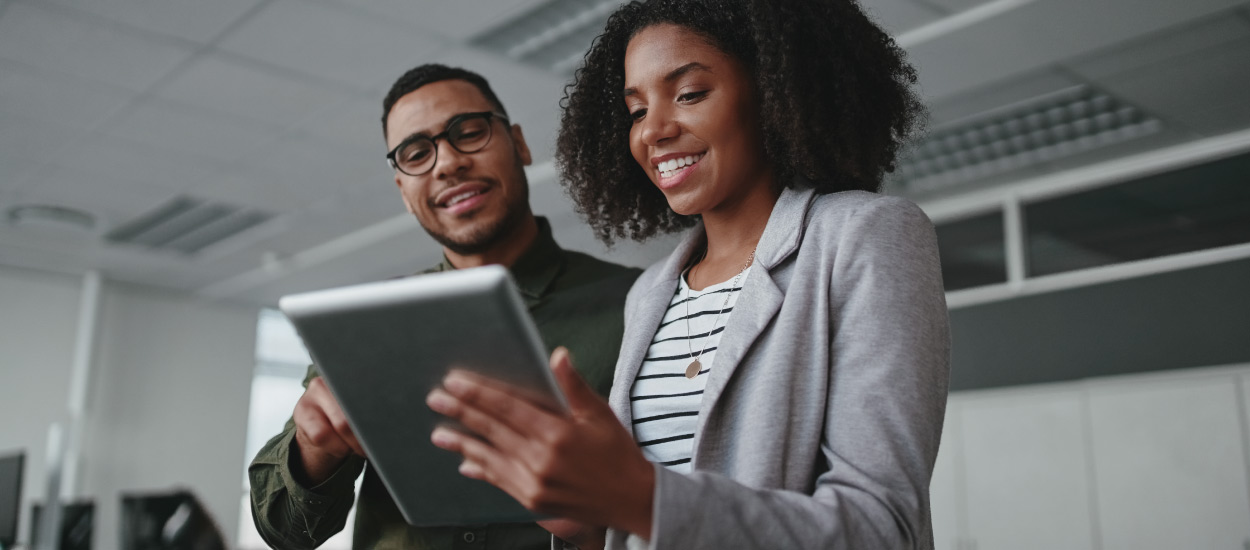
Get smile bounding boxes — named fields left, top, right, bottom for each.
left=443, top=190, right=483, bottom=208
left=657, top=153, right=705, bottom=179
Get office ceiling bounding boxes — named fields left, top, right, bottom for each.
left=1, top=0, right=1248, bottom=306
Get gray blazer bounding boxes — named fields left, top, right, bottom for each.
left=606, top=186, right=950, bottom=550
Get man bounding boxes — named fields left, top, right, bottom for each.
left=248, top=64, right=640, bottom=550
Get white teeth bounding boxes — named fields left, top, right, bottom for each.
left=445, top=190, right=480, bottom=206
left=657, top=153, right=704, bottom=178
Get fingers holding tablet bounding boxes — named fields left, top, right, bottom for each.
left=293, top=376, right=366, bottom=484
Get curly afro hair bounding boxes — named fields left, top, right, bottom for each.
left=557, top=0, right=925, bottom=244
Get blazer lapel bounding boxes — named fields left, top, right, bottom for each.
left=609, top=226, right=707, bottom=428
left=693, top=186, right=816, bottom=450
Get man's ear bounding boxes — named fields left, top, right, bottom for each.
left=510, top=124, right=533, bottom=166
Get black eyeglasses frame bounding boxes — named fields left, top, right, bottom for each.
left=385, top=111, right=510, bottom=176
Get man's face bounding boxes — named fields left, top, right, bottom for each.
left=385, top=79, right=532, bottom=255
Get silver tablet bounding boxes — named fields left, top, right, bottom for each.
left=278, top=265, right=565, bottom=526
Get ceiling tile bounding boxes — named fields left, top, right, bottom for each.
left=0, top=60, right=136, bottom=131
left=294, top=96, right=388, bottom=153
left=1066, top=14, right=1250, bottom=81
left=435, top=47, right=567, bottom=163
left=103, top=98, right=280, bottom=163
left=216, top=0, right=446, bottom=91
left=922, top=0, right=990, bottom=13
left=241, top=133, right=394, bottom=203
left=0, top=112, right=81, bottom=171
left=40, top=133, right=237, bottom=193
left=0, top=2, right=193, bottom=92
left=925, top=69, right=1080, bottom=127
left=0, top=157, right=49, bottom=195
left=328, top=0, right=550, bottom=40
left=40, top=0, right=264, bottom=44
left=1089, top=36, right=1250, bottom=136
left=194, top=167, right=306, bottom=214
left=908, top=0, right=1246, bottom=100
left=862, top=0, right=946, bottom=35
left=151, top=54, right=354, bottom=129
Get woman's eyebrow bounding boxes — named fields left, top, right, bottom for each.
left=624, top=62, right=713, bottom=97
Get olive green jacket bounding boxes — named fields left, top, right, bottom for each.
left=249, top=218, right=640, bottom=550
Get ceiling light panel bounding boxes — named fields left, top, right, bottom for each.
left=105, top=195, right=274, bottom=255
left=895, top=86, right=1163, bottom=192
left=470, top=0, right=622, bottom=75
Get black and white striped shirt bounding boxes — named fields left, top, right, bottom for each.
left=630, top=265, right=750, bottom=473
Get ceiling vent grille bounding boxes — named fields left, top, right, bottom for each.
left=105, top=196, right=273, bottom=255
left=470, top=0, right=620, bottom=74
left=896, top=86, right=1163, bottom=192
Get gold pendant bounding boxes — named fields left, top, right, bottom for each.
left=685, top=359, right=702, bottom=379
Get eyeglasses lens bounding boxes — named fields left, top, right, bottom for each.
left=395, top=115, right=494, bottom=176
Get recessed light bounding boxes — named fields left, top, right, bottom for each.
left=7, top=204, right=97, bottom=233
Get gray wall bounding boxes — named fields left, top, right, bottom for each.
left=0, top=265, right=258, bottom=549
left=949, top=258, right=1250, bottom=391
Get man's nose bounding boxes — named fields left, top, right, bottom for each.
left=432, top=139, right=471, bottom=179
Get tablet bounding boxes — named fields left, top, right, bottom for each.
left=277, top=265, right=565, bottom=526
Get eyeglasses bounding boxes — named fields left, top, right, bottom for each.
left=386, top=111, right=509, bottom=176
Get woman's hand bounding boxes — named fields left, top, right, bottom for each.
left=425, top=347, right=654, bottom=540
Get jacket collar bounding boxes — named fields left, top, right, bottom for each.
left=611, top=184, right=818, bottom=435
left=431, top=217, right=564, bottom=305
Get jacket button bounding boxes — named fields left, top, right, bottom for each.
left=462, top=532, right=476, bottom=543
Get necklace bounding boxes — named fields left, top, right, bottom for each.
left=683, top=248, right=756, bottom=379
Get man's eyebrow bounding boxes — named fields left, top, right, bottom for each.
left=394, top=112, right=476, bottom=145
left=623, top=62, right=712, bottom=97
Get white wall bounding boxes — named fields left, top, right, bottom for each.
left=931, top=363, right=1250, bottom=550
left=0, top=266, right=82, bottom=546
left=0, top=265, right=259, bottom=549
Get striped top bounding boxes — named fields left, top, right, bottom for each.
left=630, top=265, right=751, bottom=473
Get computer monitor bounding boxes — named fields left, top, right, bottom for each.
left=0, top=452, right=24, bottom=549
left=30, top=501, right=94, bottom=550
left=120, top=490, right=225, bottom=550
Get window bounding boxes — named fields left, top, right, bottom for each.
left=237, top=309, right=357, bottom=550
left=935, top=210, right=1008, bottom=291
left=1025, top=151, right=1250, bottom=277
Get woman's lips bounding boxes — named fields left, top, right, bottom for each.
left=656, top=154, right=704, bottom=190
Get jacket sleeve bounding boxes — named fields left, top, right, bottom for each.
left=247, top=365, right=367, bottom=550
left=640, top=196, right=951, bottom=549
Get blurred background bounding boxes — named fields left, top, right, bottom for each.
left=0, top=0, right=1248, bottom=548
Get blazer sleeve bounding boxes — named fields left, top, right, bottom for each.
left=640, top=196, right=951, bottom=549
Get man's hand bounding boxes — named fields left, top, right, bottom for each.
left=292, top=377, right=365, bottom=485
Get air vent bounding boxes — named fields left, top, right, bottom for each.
left=470, top=0, right=620, bottom=74
left=896, top=86, right=1163, bottom=192
left=105, top=196, right=273, bottom=255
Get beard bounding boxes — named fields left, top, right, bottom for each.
left=418, top=173, right=531, bottom=256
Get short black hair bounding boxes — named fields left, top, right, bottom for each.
left=557, top=0, right=926, bottom=244
left=381, top=64, right=508, bottom=138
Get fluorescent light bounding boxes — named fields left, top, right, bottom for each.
left=896, top=86, right=1164, bottom=192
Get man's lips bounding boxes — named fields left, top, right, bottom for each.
left=433, top=182, right=489, bottom=209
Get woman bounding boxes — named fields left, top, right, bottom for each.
left=424, top=0, right=950, bottom=548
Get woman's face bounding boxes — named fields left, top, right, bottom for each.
left=624, top=24, right=771, bottom=216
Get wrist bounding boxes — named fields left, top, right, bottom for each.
left=616, top=459, right=655, bottom=538
left=293, top=431, right=348, bottom=486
